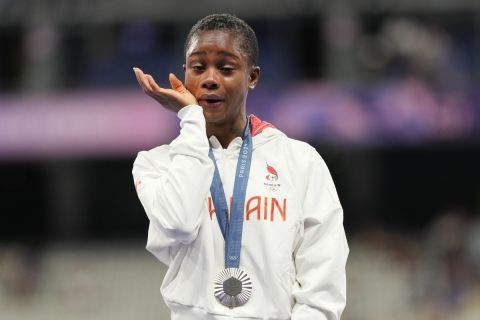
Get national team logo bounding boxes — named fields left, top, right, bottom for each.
left=266, top=163, right=278, bottom=181
left=264, top=163, right=281, bottom=191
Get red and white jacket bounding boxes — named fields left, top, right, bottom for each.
left=132, top=105, right=349, bottom=320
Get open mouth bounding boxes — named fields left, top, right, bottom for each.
left=199, top=95, right=224, bottom=108
left=205, top=99, right=222, bottom=104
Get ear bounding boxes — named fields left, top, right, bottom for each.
left=248, top=66, right=260, bottom=90
left=182, top=64, right=186, bottom=72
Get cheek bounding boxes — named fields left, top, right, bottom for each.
left=184, top=75, right=198, bottom=92
left=228, top=79, right=249, bottom=99
left=225, top=76, right=248, bottom=92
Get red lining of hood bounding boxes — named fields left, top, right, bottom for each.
left=249, top=114, right=275, bottom=137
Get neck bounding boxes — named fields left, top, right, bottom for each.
left=207, top=116, right=247, bottom=149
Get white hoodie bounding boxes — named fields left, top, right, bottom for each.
left=132, top=105, right=349, bottom=320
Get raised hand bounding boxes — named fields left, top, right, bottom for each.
left=133, top=67, right=198, bottom=113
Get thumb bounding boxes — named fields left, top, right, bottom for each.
left=169, top=73, right=187, bottom=93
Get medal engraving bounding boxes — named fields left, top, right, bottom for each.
left=214, top=268, right=252, bottom=308
left=223, top=277, right=242, bottom=296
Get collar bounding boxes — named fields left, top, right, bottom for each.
left=208, top=114, right=275, bottom=150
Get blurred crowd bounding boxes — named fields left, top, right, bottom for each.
left=346, top=210, right=480, bottom=320
left=2, top=12, right=480, bottom=147
left=1, top=210, right=479, bottom=320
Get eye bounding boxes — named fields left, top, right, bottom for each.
left=191, top=64, right=205, bottom=72
left=220, top=66, right=235, bottom=74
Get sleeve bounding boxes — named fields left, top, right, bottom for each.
left=291, top=146, right=349, bottom=320
left=132, top=105, right=214, bottom=264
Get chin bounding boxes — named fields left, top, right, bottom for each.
left=203, top=110, right=225, bottom=123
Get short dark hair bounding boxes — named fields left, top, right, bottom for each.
left=184, top=13, right=259, bottom=66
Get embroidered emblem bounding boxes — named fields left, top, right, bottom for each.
left=264, top=163, right=281, bottom=191
left=266, top=163, right=278, bottom=181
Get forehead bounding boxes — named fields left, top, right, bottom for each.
left=186, top=30, right=246, bottom=61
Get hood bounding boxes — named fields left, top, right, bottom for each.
left=249, top=114, right=285, bottom=149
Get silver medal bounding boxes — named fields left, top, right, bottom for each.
left=214, top=268, right=252, bottom=308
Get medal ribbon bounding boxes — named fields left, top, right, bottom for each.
left=208, top=119, right=252, bottom=268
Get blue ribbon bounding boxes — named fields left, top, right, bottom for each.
left=208, top=119, right=252, bottom=268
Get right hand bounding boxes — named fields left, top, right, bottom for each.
left=133, top=67, right=198, bottom=113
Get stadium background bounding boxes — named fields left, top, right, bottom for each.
left=1, top=0, right=480, bottom=319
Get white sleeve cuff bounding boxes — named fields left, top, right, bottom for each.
left=177, top=104, right=203, bottom=119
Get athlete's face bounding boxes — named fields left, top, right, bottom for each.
left=184, top=31, right=259, bottom=126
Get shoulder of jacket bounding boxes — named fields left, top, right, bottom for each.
left=279, top=135, right=317, bottom=156
left=253, top=129, right=326, bottom=169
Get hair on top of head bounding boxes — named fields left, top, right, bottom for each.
left=185, top=13, right=259, bottom=66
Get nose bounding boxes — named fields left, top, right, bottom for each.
left=201, top=68, right=219, bottom=90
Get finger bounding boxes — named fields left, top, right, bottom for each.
left=146, top=74, right=163, bottom=92
left=132, top=67, right=144, bottom=87
left=133, top=67, right=153, bottom=92
left=169, top=73, right=187, bottom=93
left=141, top=73, right=154, bottom=92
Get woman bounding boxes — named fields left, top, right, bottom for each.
left=132, top=13, right=348, bottom=320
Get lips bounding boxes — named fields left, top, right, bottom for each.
left=198, top=94, right=224, bottom=108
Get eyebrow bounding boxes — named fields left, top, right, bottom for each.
left=188, top=50, right=240, bottom=60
